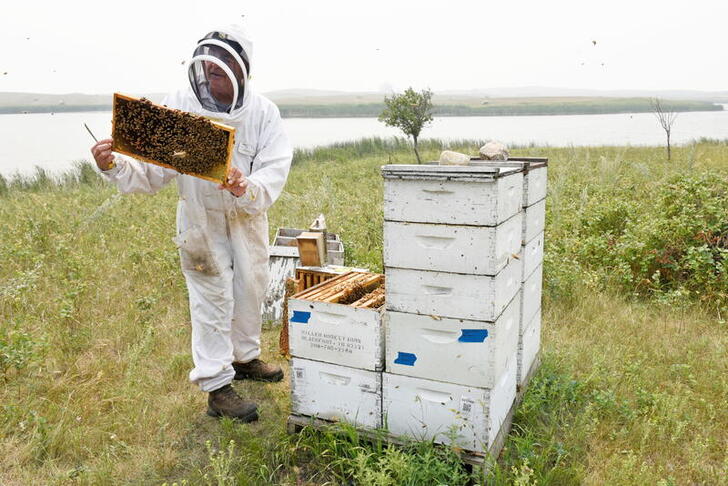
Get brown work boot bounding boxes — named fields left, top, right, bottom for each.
left=207, top=384, right=259, bottom=422
left=233, top=359, right=284, bottom=382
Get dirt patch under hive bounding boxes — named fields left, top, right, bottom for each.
left=112, top=94, right=233, bottom=182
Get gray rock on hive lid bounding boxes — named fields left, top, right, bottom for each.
left=479, top=141, right=509, bottom=160
left=439, top=150, right=471, bottom=165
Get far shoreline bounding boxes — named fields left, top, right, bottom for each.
left=0, top=104, right=724, bottom=118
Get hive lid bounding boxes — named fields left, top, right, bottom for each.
left=468, top=157, right=549, bottom=172
left=381, top=164, right=523, bottom=182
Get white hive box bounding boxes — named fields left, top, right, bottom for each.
left=521, top=264, right=543, bottom=327
left=291, top=358, right=382, bottom=429
left=383, top=355, right=517, bottom=453
left=382, top=165, right=524, bottom=227
left=518, top=309, right=541, bottom=387
left=383, top=213, right=522, bottom=276
left=522, top=199, right=546, bottom=245
left=385, top=258, right=521, bottom=322
left=467, top=157, right=548, bottom=208
left=288, top=272, right=385, bottom=371
left=520, top=232, right=544, bottom=282
left=385, top=293, right=520, bottom=388
left=517, top=160, right=547, bottom=208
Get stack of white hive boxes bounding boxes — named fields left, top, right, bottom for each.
left=287, top=274, right=385, bottom=430
left=381, top=164, right=526, bottom=454
left=468, top=158, right=548, bottom=389
left=512, top=159, right=547, bottom=389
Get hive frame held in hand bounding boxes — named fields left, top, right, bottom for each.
left=111, top=92, right=235, bottom=184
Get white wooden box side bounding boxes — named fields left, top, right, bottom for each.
left=520, top=264, right=543, bottom=328
left=288, top=299, right=384, bottom=371
left=385, top=293, right=520, bottom=388
left=383, top=214, right=522, bottom=276
left=385, top=259, right=522, bottom=322
left=497, top=173, right=525, bottom=226
left=518, top=310, right=542, bottom=387
left=291, top=358, right=382, bottom=429
left=522, top=199, right=546, bottom=245
left=520, top=232, right=544, bottom=281
left=383, top=173, right=523, bottom=226
left=382, top=358, right=516, bottom=452
left=262, top=255, right=299, bottom=322
left=524, top=167, right=548, bottom=207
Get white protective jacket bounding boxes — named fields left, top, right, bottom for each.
left=102, top=25, right=292, bottom=392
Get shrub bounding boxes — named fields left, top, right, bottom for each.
left=547, top=170, right=727, bottom=309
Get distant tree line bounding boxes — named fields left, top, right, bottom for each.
left=0, top=100, right=721, bottom=117
left=278, top=100, right=720, bottom=118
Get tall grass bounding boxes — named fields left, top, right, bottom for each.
left=1, top=140, right=726, bottom=484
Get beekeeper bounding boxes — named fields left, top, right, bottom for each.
left=90, top=25, right=292, bottom=423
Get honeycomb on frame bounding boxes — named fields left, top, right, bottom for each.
left=111, top=93, right=235, bottom=184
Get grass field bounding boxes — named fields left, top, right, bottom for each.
left=1, top=139, right=726, bottom=485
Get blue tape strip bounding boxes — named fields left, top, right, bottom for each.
left=458, top=329, right=488, bottom=343
left=394, top=352, right=417, bottom=366
left=290, top=311, right=311, bottom=324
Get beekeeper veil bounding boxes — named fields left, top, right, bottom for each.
left=188, top=28, right=251, bottom=114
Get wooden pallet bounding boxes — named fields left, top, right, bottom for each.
left=286, top=353, right=541, bottom=470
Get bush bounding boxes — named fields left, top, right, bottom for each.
left=0, top=326, right=37, bottom=379
left=547, top=170, right=727, bottom=309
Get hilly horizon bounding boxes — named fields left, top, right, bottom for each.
left=0, top=88, right=724, bottom=117
left=2, top=87, right=727, bottom=106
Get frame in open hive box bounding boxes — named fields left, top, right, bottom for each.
left=294, top=266, right=345, bottom=294
left=111, top=93, right=235, bottom=184
left=287, top=271, right=385, bottom=371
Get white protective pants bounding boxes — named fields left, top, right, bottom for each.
left=177, top=202, right=269, bottom=392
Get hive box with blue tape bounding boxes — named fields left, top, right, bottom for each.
left=288, top=271, right=385, bottom=371
left=382, top=353, right=517, bottom=453
left=385, top=293, right=520, bottom=388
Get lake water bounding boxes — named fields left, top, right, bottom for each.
left=1, top=107, right=726, bottom=177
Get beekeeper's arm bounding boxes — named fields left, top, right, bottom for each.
left=228, top=104, right=292, bottom=214
left=91, top=139, right=178, bottom=194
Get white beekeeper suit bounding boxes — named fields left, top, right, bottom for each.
left=101, top=25, right=292, bottom=392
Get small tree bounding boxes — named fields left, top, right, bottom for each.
left=651, top=97, right=678, bottom=162
left=379, top=87, right=433, bottom=163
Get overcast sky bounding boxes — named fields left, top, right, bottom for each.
left=1, top=0, right=726, bottom=96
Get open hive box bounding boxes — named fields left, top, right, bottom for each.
left=293, top=271, right=384, bottom=308
left=111, top=93, right=235, bottom=183
left=287, top=272, right=385, bottom=371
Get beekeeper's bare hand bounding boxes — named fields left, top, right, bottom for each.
left=91, top=138, right=116, bottom=171
left=219, top=166, right=248, bottom=197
